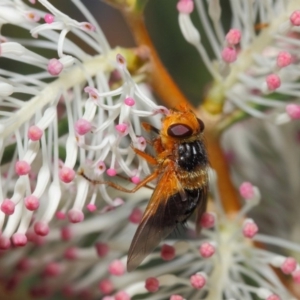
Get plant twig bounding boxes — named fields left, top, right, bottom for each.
left=124, top=13, right=191, bottom=109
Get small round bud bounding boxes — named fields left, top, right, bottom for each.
left=44, top=14, right=54, bottom=24
left=12, top=233, right=27, bottom=247
left=190, top=273, right=206, bottom=289
left=266, top=74, right=281, bottom=91
left=124, top=97, right=135, bottom=106
left=200, top=212, right=215, bottom=228
left=67, top=209, right=84, bottom=223
left=145, top=277, right=159, bottom=292
left=290, top=10, right=300, bottom=26
left=25, top=195, right=39, bottom=211
left=59, top=167, right=75, bottom=183
left=129, top=208, right=143, bottom=224
left=239, top=182, right=254, bottom=199
left=95, top=243, right=109, bottom=257
left=199, top=242, right=215, bottom=258
left=75, top=119, right=92, bottom=135
left=28, top=126, right=43, bottom=141
left=243, top=219, right=259, bottom=238
left=108, top=260, right=125, bottom=276
left=286, top=104, right=300, bottom=120
left=281, top=257, right=297, bottom=274
left=225, top=28, right=241, bottom=45
left=161, top=244, right=176, bottom=261
left=106, top=168, right=117, bottom=177
left=34, top=221, right=49, bottom=236
left=176, top=0, right=194, bottom=14
left=221, top=47, right=237, bottom=63
left=15, top=160, right=31, bottom=176
left=1, top=199, right=15, bottom=215
left=47, top=58, right=63, bottom=76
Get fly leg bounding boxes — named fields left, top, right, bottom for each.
left=79, top=169, right=159, bottom=194
left=132, top=148, right=157, bottom=165
left=116, top=174, right=154, bottom=190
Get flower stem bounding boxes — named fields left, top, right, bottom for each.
left=123, top=12, right=191, bottom=109
left=199, top=109, right=241, bottom=214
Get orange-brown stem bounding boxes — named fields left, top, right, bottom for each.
left=124, top=13, right=191, bottom=109
left=122, top=11, right=241, bottom=213
left=208, top=141, right=241, bottom=214
left=203, top=114, right=241, bottom=214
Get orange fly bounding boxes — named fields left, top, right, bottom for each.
left=79, top=105, right=209, bottom=271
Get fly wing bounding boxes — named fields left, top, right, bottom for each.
left=127, top=170, right=185, bottom=272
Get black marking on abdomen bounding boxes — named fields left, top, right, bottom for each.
left=152, top=188, right=204, bottom=228
left=177, top=140, right=208, bottom=171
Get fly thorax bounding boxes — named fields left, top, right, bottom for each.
left=177, top=140, right=208, bottom=172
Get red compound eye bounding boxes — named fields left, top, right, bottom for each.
left=167, top=123, right=193, bottom=138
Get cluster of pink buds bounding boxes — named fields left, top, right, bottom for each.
left=177, top=0, right=300, bottom=124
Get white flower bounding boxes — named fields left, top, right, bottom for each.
left=0, top=0, right=157, bottom=246
left=177, top=0, right=300, bottom=124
